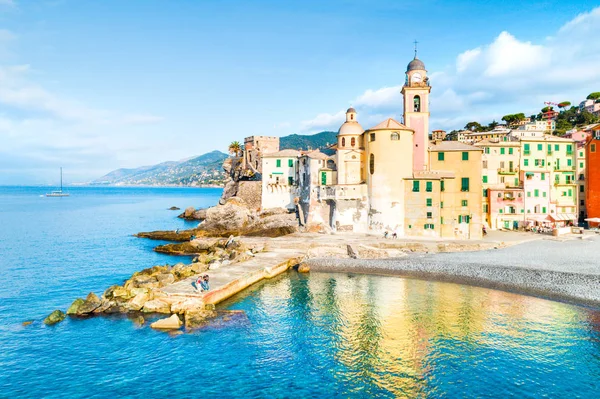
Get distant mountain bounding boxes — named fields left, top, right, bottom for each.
left=280, top=131, right=337, bottom=151
left=92, top=150, right=228, bottom=186
left=92, top=131, right=339, bottom=186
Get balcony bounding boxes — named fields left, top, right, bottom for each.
left=497, top=168, right=519, bottom=175
left=318, top=184, right=368, bottom=201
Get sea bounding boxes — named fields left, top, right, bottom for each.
left=1, top=186, right=599, bottom=398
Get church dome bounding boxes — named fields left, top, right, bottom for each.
left=407, top=57, right=425, bottom=72
left=338, top=121, right=364, bottom=136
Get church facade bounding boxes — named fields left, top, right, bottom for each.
left=313, top=55, right=484, bottom=239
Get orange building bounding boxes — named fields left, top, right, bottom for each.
left=585, top=125, right=600, bottom=225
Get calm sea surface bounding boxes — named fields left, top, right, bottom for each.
left=1, top=186, right=599, bottom=398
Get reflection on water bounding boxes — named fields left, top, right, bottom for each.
left=227, top=272, right=600, bottom=398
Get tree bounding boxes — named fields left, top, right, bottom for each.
left=228, top=141, right=242, bottom=156
left=541, top=106, right=553, bottom=113
left=487, top=120, right=499, bottom=130
left=464, top=121, right=483, bottom=132
left=587, top=92, right=600, bottom=100
left=558, top=101, right=571, bottom=110
left=501, top=114, right=516, bottom=125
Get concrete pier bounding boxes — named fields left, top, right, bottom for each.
left=161, top=248, right=304, bottom=306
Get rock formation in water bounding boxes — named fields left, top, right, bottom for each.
left=43, top=310, right=66, bottom=325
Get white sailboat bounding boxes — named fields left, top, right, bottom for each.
left=46, top=167, right=70, bottom=197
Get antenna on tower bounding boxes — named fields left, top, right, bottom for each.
left=413, top=39, right=419, bottom=58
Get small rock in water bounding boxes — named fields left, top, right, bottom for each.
left=133, top=315, right=145, bottom=326
left=44, top=310, right=66, bottom=325
left=22, top=320, right=34, bottom=327
left=168, top=206, right=180, bottom=211
left=66, top=298, right=85, bottom=315
left=151, top=314, right=182, bottom=330
left=297, top=263, right=310, bottom=273
left=76, top=292, right=102, bottom=315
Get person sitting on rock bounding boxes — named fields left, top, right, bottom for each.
left=195, top=276, right=204, bottom=292
left=200, top=275, right=210, bottom=292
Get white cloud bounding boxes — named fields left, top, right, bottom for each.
left=301, top=110, right=345, bottom=132
left=300, top=6, right=600, bottom=133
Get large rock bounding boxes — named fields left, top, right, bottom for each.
left=135, top=229, right=195, bottom=242
left=44, top=310, right=66, bottom=325
left=150, top=314, right=182, bottom=330
left=142, top=299, right=171, bottom=314
left=185, top=308, right=217, bottom=329
left=128, top=292, right=151, bottom=311
left=76, top=292, right=102, bottom=315
left=200, top=198, right=251, bottom=234
left=66, top=298, right=85, bottom=315
left=156, top=273, right=175, bottom=286
left=171, top=298, right=205, bottom=314
left=219, top=180, right=238, bottom=205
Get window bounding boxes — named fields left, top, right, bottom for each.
left=391, top=132, right=400, bottom=141
left=485, top=147, right=490, bottom=154
left=288, top=176, right=294, bottom=185
left=412, top=181, right=420, bottom=192
left=288, top=159, right=294, bottom=167
left=441, top=217, right=444, bottom=225
left=499, top=209, right=503, bottom=214
left=414, top=95, right=421, bottom=112
left=426, top=212, right=432, bottom=219
left=580, top=185, right=584, bottom=192
left=462, top=152, right=469, bottom=161
left=580, top=162, right=584, bottom=168
left=567, top=159, right=572, bottom=167
left=524, top=144, right=530, bottom=155
left=369, top=154, right=375, bottom=174
left=500, top=148, right=505, bottom=155
left=441, top=180, right=445, bottom=192
left=461, top=178, right=470, bottom=192
left=483, top=160, right=488, bottom=168
left=351, top=137, right=356, bottom=147
left=342, top=138, right=346, bottom=147
left=424, top=224, right=434, bottom=229
left=509, top=148, right=514, bottom=155
left=276, top=159, right=281, bottom=167
left=581, top=200, right=585, bottom=206
left=537, top=144, right=542, bottom=151
left=567, top=145, right=573, bottom=154
left=592, top=144, right=596, bottom=153
left=541, top=173, right=545, bottom=181
left=498, top=192, right=502, bottom=198
left=555, top=144, right=559, bottom=151
left=542, top=207, right=546, bottom=213
left=483, top=176, right=488, bottom=183
left=461, top=200, right=468, bottom=206
left=483, top=189, right=488, bottom=197
left=426, top=198, right=432, bottom=206
left=438, top=152, right=445, bottom=161
left=515, top=178, right=519, bottom=186
left=483, top=204, right=488, bottom=213
left=527, top=191, right=531, bottom=197
left=426, top=181, right=432, bottom=192
left=524, top=159, right=529, bottom=166
left=543, top=192, right=546, bottom=197
left=370, top=133, right=376, bottom=142
left=440, top=201, right=444, bottom=208
left=568, top=189, right=573, bottom=197
left=534, top=189, right=539, bottom=197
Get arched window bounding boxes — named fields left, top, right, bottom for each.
left=351, top=137, right=356, bottom=147
left=350, top=114, right=354, bottom=120
left=369, top=154, right=375, bottom=175
left=342, top=137, right=346, bottom=147
left=391, top=132, right=400, bottom=141
left=414, top=95, right=421, bottom=112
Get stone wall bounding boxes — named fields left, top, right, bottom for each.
left=237, top=181, right=263, bottom=211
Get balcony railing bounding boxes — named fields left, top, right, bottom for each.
left=497, top=168, right=519, bottom=175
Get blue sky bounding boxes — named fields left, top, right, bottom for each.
left=1, top=0, right=599, bottom=184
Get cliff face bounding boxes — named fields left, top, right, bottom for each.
left=219, top=157, right=261, bottom=209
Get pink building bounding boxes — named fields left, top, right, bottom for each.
left=522, top=170, right=552, bottom=225
left=488, top=188, right=525, bottom=230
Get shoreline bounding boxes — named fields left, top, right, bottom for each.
left=304, top=257, right=600, bottom=308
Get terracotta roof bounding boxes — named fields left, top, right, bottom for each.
left=429, top=141, right=482, bottom=152
left=262, top=149, right=300, bottom=158
left=368, top=118, right=412, bottom=131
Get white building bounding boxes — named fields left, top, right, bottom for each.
left=261, top=149, right=300, bottom=210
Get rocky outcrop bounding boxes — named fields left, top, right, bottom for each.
left=154, top=238, right=222, bottom=255
left=185, top=308, right=217, bottom=329
left=44, top=310, right=66, bottom=325
left=135, top=229, right=195, bottom=242
left=178, top=207, right=207, bottom=221
left=142, top=299, right=171, bottom=313
left=150, top=314, right=182, bottom=330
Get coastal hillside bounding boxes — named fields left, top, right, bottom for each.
left=280, top=131, right=337, bottom=151
left=92, top=150, right=228, bottom=186
left=92, top=131, right=337, bottom=186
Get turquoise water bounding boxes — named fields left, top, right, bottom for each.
left=1, top=186, right=600, bottom=398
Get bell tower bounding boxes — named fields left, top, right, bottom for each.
left=401, top=43, right=431, bottom=171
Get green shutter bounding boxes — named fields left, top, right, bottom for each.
left=483, top=176, right=488, bottom=183
left=276, top=159, right=281, bottom=167
left=461, top=177, right=469, bottom=192
left=426, top=181, right=432, bottom=192
left=438, top=152, right=444, bottom=161
left=462, top=152, right=469, bottom=161
left=413, top=181, right=420, bottom=192
left=321, top=172, right=327, bottom=185
left=500, top=148, right=505, bottom=155
left=524, top=159, right=529, bottom=166
left=426, top=198, right=432, bottom=206
left=537, top=144, right=542, bottom=151
left=440, top=180, right=445, bottom=192
left=509, top=148, right=513, bottom=154
left=288, top=159, right=294, bottom=167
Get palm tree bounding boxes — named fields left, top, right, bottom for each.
left=228, top=141, right=242, bottom=157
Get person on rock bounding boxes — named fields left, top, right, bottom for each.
left=196, top=275, right=205, bottom=292
left=200, top=275, right=210, bottom=292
